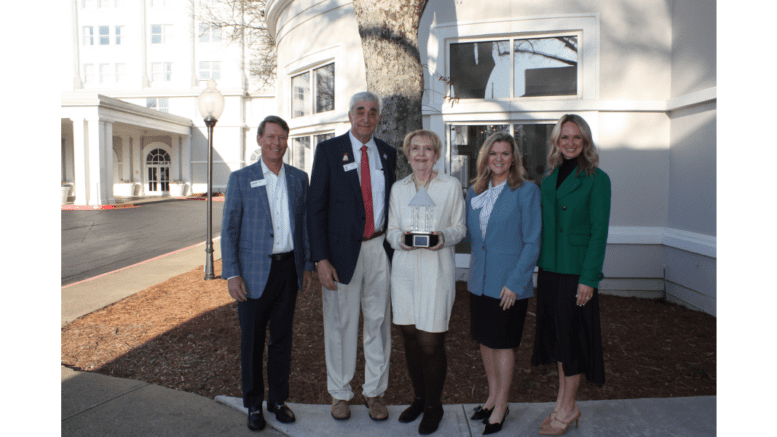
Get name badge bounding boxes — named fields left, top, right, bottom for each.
left=343, top=162, right=358, bottom=172
left=250, top=179, right=267, bottom=188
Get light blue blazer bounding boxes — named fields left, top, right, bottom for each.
left=221, top=161, right=313, bottom=299
left=465, top=182, right=542, bottom=300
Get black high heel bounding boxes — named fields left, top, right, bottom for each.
left=470, top=405, right=493, bottom=421
left=482, top=407, right=508, bottom=435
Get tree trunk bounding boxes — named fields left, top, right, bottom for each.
left=352, top=0, right=428, bottom=179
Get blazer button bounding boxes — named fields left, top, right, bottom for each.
left=562, top=206, right=567, bottom=210
left=482, top=246, right=486, bottom=250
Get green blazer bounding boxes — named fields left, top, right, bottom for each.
left=537, top=166, right=611, bottom=288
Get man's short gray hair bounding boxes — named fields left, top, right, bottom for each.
left=349, top=91, right=381, bottom=114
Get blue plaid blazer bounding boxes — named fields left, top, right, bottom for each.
left=221, top=161, right=312, bottom=299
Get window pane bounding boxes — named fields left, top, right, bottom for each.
left=315, top=63, right=335, bottom=113
left=449, top=41, right=509, bottom=99
left=514, top=36, right=577, bottom=97
left=146, top=98, right=157, bottom=109
left=115, top=26, right=123, bottom=44
left=292, top=137, right=310, bottom=172
left=212, top=61, right=220, bottom=80
left=199, top=24, right=209, bottom=42
left=512, top=124, right=554, bottom=186
left=291, top=72, right=310, bottom=118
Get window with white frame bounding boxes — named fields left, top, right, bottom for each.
left=115, top=63, right=126, bottom=83
left=448, top=122, right=554, bottom=189
left=83, top=64, right=94, bottom=83
left=83, top=26, right=94, bottom=46
left=151, top=62, right=172, bottom=82
left=150, top=0, right=166, bottom=7
left=99, top=64, right=111, bottom=83
left=291, top=132, right=334, bottom=174
left=146, top=98, right=169, bottom=113
left=198, top=24, right=221, bottom=43
left=82, top=0, right=95, bottom=8
left=151, top=24, right=173, bottom=44
left=99, top=26, right=110, bottom=45
left=199, top=61, right=221, bottom=80
left=449, top=35, right=578, bottom=99
left=291, top=63, right=335, bottom=118
left=115, top=26, right=125, bottom=45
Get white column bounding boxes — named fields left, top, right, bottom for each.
left=181, top=134, right=192, bottom=185
left=72, top=118, right=89, bottom=205
left=86, top=118, right=102, bottom=205
left=171, top=135, right=181, bottom=182
left=135, top=135, right=145, bottom=195
left=121, top=134, right=131, bottom=181
left=104, top=121, right=116, bottom=204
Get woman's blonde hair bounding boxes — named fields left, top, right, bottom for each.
left=546, top=114, right=599, bottom=177
left=471, top=132, right=528, bottom=195
left=402, top=129, right=442, bottom=160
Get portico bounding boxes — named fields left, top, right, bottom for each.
left=61, top=94, right=193, bottom=205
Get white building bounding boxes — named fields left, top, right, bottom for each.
left=61, top=0, right=717, bottom=315
left=61, top=0, right=275, bottom=205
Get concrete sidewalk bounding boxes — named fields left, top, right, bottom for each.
left=61, top=197, right=716, bottom=436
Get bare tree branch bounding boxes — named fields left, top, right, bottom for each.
left=190, top=0, right=276, bottom=89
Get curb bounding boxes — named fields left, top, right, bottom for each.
left=61, top=196, right=225, bottom=210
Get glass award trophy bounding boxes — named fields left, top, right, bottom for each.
left=404, top=186, right=439, bottom=248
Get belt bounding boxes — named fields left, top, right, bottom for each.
left=269, top=251, right=294, bottom=261
left=362, top=230, right=385, bottom=242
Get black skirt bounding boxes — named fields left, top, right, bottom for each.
left=531, top=268, right=605, bottom=384
left=470, top=292, right=529, bottom=350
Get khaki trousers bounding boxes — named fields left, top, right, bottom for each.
left=322, top=236, right=391, bottom=401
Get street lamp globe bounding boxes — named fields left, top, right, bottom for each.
left=197, top=78, right=225, bottom=121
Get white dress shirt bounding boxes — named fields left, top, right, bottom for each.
left=349, top=130, right=387, bottom=232
left=261, top=159, right=294, bottom=254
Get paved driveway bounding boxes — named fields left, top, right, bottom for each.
left=61, top=200, right=224, bottom=286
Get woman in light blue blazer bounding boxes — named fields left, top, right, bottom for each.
left=465, top=132, right=541, bottom=435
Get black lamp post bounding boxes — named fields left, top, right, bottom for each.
left=197, top=79, right=225, bottom=280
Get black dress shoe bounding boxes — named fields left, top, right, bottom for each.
left=398, top=397, right=425, bottom=423
left=267, top=401, right=296, bottom=424
left=471, top=405, right=493, bottom=421
left=247, top=406, right=266, bottom=431
left=483, top=407, right=508, bottom=435
left=418, top=405, right=444, bottom=435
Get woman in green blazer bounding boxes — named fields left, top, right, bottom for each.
left=532, top=114, right=611, bottom=436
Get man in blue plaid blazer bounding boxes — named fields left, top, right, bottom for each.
left=221, top=116, right=313, bottom=431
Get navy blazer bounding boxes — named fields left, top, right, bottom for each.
left=466, top=182, right=542, bottom=300
left=221, top=161, right=312, bottom=299
left=307, top=132, right=397, bottom=285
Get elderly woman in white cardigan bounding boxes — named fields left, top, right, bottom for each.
left=386, top=129, right=466, bottom=435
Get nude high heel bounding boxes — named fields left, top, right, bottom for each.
left=538, top=410, right=580, bottom=436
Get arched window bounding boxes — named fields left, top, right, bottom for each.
left=249, top=148, right=261, bottom=165
left=146, top=148, right=171, bottom=192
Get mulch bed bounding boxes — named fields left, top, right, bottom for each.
left=61, top=260, right=716, bottom=405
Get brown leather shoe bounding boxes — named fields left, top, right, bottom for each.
left=331, top=399, right=351, bottom=420
left=365, top=396, right=389, bottom=421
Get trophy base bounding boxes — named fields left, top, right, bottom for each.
left=404, top=232, right=439, bottom=248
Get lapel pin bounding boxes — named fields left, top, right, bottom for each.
left=383, top=153, right=388, bottom=160
left=343, top=153, right=349, bottom=162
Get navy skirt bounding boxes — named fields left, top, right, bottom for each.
left=470, top=292, right=529, bottom=350
left=531, top=268, right=605, bottom=384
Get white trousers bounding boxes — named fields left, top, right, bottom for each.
left=322, top=236, right=391, bottom=401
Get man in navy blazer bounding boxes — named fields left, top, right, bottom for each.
left=307, top=91, right=397, bottom=421
left=221, top=116, right=313, bottom=431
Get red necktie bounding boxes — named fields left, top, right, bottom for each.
left=360, top=145, right=375, bottom=238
